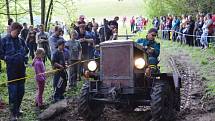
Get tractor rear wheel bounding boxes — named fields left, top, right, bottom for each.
left=78, top=82, right=104, bottom=121
left=151, top=81, right=176, bottom=121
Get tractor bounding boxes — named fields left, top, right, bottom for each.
left=78, top=40, right=181, bottom=121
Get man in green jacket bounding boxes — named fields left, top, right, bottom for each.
left=136, top=28, right=160, bottom=65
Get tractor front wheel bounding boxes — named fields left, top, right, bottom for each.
left=78, top=82, right=104, bottom=121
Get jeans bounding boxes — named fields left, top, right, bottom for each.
left=200, top=32, right=208, bottom=48
left=131, top=24, right=135, bottom=32
left=53, top=71, right=67, bottom=102
left=69, top=60, right=79, bottom=87
left=8, top=82, right=25, bottom=116
left=7, top=63, right=26, bottom=116
left=27, top=42, right=37, bottom=59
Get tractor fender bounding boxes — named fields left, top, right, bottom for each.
left=153, top=73, right=181, bottom=91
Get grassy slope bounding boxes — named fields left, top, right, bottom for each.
left=159, top=40, right=215, bottom=95
left=76, top=0, right=145, bottom=35
left=76, top=0, right=144, bottom=19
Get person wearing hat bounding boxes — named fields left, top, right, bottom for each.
left=51, top=39, right=68, bottom=102
left=0, top=22, right=29, bottom=121
left=136, top=28, right=160, bottom=65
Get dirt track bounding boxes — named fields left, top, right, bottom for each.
left=48, top=53, right=215, bottom=121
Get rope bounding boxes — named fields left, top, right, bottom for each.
left=136, top=29, right=215, bottom=38
left=0, top=58, right=99, bottom=85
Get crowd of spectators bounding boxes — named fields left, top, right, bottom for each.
left=0, top=15, right=121, bottom=120
left=153, top=13, right=215, bottom=49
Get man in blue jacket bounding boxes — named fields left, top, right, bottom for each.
left=0, top=22, right=29, bottom=121
left=136, top=28, right=160, bottom=65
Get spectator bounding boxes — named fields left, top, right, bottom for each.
left=49, top=26, right=65, bottom=57
left=109, top=16, right=119, bottom=30
left=130, top=16, right=135, bottom=32
left=206, top=13, right=213, bottom=43
left=7, top=18, right=14, bottom=34
left=122, top=16, right=127, bottom=27
left=32, top=48, right=46, bottom=109
left=26, top=25, right=37, bottom=59
left=78, top=25, right=94, bottom=60
left=65, top=30, right=82, bottom=88
left=36, top=24, right=51, bottom=64
left=92, top=23, right=100, bottom=45
left=92, top=18, right=96, bottom=24
left=194, top=15, right=204, bottom=46
left=179, top=14, right=188, bottom=44
left=52, top=40, right=68, bottom=102
left=160, top=16, right=166, bottom=40
left=212, top=14, right=215, bottom=35
left=0, top=22, right=29, bottom=121
left=185, top=15, right=195, bottom=46
left=0, top=35, right=1, bottom=73
left=152, top=16, right=160, bottom=30
left=142, top=17, right=147, bottom=30
left=166, top=16, right=172, bottom=40
left=99, top=19, right=114, bottom=42
left=171, top=16, right=180, bottom=41
left=77, top=15, right=86, bottom=27
left=20, top=23, right=29, bottom=41
left=200, top=15, right=213, bottom=49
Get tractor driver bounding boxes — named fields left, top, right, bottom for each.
left=136, top=28, right=160, bottom=65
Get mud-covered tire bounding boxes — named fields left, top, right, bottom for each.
left=175, top=87, right=181, bottom=111
left=78, top=83, right=104, bottom=121
left=151, top=81, right=176, bottom=121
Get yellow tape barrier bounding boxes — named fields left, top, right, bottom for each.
left=0, top=58, right=98, bottom=85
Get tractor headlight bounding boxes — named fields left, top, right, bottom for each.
left=135, top=58, right=146, bottom=69
left=87, top=61, right=97, bottom=71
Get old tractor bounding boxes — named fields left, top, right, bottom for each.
left=78, top=40, right=181, bottom=121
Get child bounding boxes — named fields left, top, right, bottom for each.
left=65, top=30, right=82, bottom=88
left=32, top=48, right=46, bottom=109
left=52, top=39, right=68, bottom=102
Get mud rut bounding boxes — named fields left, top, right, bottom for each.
left=49, top=54, right=215, bottom=121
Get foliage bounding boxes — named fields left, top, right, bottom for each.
left=143, top=0, right=215, bottom=18
left=159, top=40, right=215, bottom=96
left=0, top=0, right=77, bottom=33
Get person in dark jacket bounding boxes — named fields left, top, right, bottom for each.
left=20, top=23, right=29, bottom=41
left=52, top=39, right=68, bottom=102
left=0, top=22, right=29, bottom=121
left=185, top=15, right=195, bottom=46
left=136, top=28, right=160, bottom=65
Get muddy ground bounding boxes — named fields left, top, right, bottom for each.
left=46, top=53, right=215, bottom=121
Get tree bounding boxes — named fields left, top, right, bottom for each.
left=41, top=0, right=45, bottom=24
left=45, top=0, right=53, bottom=30
left=5, top=0, right=10, bottom=20
left=29, top=0, right=34, bottom=25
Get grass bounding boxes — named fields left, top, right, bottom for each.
left=159, top=39, right=215, bottom=96
left=75, top=0, right=145, bottom=35
left=0, top=59, right=83, bottom=120
left=76, top=0, right=144, bottom=20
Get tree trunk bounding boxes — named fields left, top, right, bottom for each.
left=45, top=0, right=53, bottom=31
left=15, top=0, right=17, bottom=21
left=5, top=0, right=10, bottom=20
left=29, top=0, right=34, bottom=25
left=47, top=4, right=53, bottom=31
left=41, top=0, right=45, bottom=24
